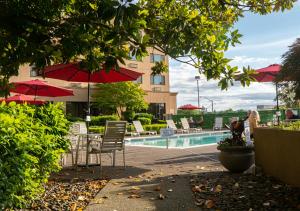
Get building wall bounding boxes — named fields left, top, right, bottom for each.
left=9, top=48, right=177, bottom=116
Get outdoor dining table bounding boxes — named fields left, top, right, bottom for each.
left=72, top=133, right=103, bottom=167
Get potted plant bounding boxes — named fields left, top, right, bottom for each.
left=217, top=120, right=254, bottom=173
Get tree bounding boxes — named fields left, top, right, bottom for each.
left=92, top=82, right=148, bottom=118
left=277, top=38, right=300, bottom=102
left=0, top=0, right=296, bottom=96
left=277, top=82, right=299, bottom=108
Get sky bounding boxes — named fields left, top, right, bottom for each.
left=169, top=2, right=300, bottom=111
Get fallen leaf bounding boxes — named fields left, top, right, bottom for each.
left=77, top=196, right=85, bottom=201
left=91, top=198, right=104, bottom=204
left=234, top=183, right=239, bottom=188
left=112, top=182, right=119, bottom=185
left=214, top=185, right=222, bottom=193
left=158, top=193, right=165, bottom=200
left=131, top=186, right=141, bottom=190
left=77, top=208, right=83, bottom=211
left=128, top=194, right=141, bottom=198
left=205, top=200, right=215, bottom=209
left=128, top=176, right=133, bottom=179
left=192, top=185, right=205, bottom=193
left=167, top=189, right=173, bottom=192
left=70, top=203, right=77, bottom=211
left=117, top=192, right=123, bottom=195
left=154, top=186, right=161, bottom=191
left=195, top=198, right=205, bottom=206
left=263, top=202, right=270, bottom=206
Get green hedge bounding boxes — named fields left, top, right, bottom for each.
left=134, top=113, right=153, bottom=121
left=89, top=124, right=167, bottom=134
left=0, top=102, right=69, bottom=208
left=172, top=109, right=300, bottom=129
left=136, top=117, right=151, bottom=125
left=90, top=115, right=120, bottom=126
left=277, top=120, right=300, bottom=130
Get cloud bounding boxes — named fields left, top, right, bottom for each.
left=169, top=60, right=277, bottom=111
left=228, top=36, right=297, bottom=52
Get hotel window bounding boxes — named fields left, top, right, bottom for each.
left=150, top=53, right=165, bottom=63
left=135, top=76, right=143, bottom=84
left=151, top=74, right=165, bottom=85
left=30, top=66, right=41, bottom=77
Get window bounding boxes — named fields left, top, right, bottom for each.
left=134, top=76, right=143, bottom=84
left=151, top=74, right=165, bottom=85
left=30, top=65, right=42, bottom=77
left=150, top=53, right=165, bottom=63
left=128, top=51, right=137, bottom=61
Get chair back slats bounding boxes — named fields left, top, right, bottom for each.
left=180, top=118, right=190, bottom=130
left=102, top=121, right=127, bottom=151
left=132, top=121, right=144, bottom=133
left=166, top=120, right=177, bottom=130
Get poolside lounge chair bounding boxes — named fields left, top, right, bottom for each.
left=180, top=118, right=202, bottom=133
left=166, top=119, right=188, bottom=134
left=213, top=117, right=223, bottom=130
left=132, top=120, right=157, bottom=136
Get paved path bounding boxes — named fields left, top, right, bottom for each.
left=86, top=145, right=223, bottom=211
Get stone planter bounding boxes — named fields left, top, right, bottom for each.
left=217, top=146, right=254, bottom=173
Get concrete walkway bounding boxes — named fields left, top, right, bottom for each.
left=86, top=145, right=223, bottom=211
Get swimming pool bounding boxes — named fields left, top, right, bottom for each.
left=125, top=131, right=231, bottom=149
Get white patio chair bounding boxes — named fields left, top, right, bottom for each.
left=180, top=118, right=202, bottom=133
left=166, top=119, right=188, bottom=134
left=213, top=117, right=223, bottom=130
left=132, top=120, right=157, bottom=136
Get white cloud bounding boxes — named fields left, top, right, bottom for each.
left=169, top=60, right=277, bottom=111
left=228, top=36, right=297, bottom=52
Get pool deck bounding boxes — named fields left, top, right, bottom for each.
left=86, top=144, right=223, bottom=211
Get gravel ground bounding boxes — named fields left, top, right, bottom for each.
left=190, top=171, right=300, bottom=210
left=27, top=167, right=108, bottom=211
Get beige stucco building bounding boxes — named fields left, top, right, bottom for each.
left=9, top=48, right=177, bottom=119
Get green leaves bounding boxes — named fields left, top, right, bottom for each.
left=0, top=103, right=70, bottom=208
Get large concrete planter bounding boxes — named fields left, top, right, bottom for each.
left=254, top=128, right=300, bottom=187
left=217, top=146, right=254, bottom=173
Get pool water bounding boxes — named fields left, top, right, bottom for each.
left=126, top=132, right=231, bottom=148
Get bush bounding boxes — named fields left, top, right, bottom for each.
left=143, top=124, right=167, bottom=133
left=0, top=102, right=69, bottom=208
left=134, top=113, right=154, bottom=121
left=90, top=115, right=120, bottom=126
left=136, top=117, right=151, bottom=125
left=66, top=115, right=84, bottom=122
left=89, top=126, right=105, bottom=133
left=123, top=110, right=135, bottom=122
left=277, top=120, right=300, bottom=131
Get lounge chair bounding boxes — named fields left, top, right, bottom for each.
left=166, top=119, right=188, bottom=134
left=180, top=118, right=202, bottom=133
left=132, top=120, right=157, bottom=136
left=213, top=117, right=223, bottom=130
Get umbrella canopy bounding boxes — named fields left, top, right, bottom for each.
left=43, top=63, right=143, bottom=83
left=0, top=94, right=45, bottom=105
left=253, top=64, right=281, bottom=82
left=178, top=104, right=201, bottom=110
left=11, top=79, right=74, bottom=97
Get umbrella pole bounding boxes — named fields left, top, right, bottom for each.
left=86, top=72, right=91, bottom=167
left=275, top=83, right=280, bottom=125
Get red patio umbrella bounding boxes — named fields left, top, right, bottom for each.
left=10, top=79, right=74, bottom=98
left=43, top=63, right=143, bottom=118
left=178, top=104, right=201, bottom=110
left=0, top=94, right=45, bottom=105
left=253, top=64, right=281, bottom=110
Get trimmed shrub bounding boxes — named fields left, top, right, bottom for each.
left=134, top=113, right=154, bottom=121
left=90, top=115, right=120, bottom=126
left=89, top=126, right=105, bottom=134
left=0, top=102, right=69, bottom=209
left=123, top=110, right=135, bottom=122
left=136, top=117, right=151, bottom=125
left=143, top=124, right=167, bottom=133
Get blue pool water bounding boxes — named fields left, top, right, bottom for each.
left=126, top=132, right=231, bottom=148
